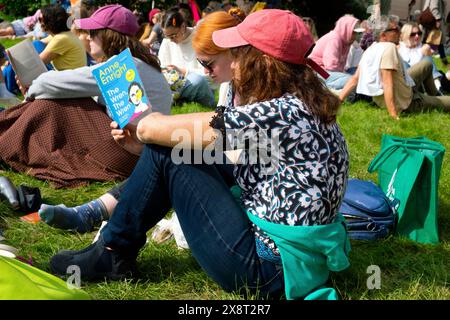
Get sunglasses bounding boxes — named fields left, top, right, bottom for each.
left=384, top=27, right=400, bottom=33
left=410, top=31, right=423, bottom=37
left=197, top=58, right=215, bottom=72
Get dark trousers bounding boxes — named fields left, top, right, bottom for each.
left=101, top=144, right=284, bottom=298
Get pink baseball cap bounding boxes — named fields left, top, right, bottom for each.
left=148, top=8, right=161, bottom=25
left=212, top=9, right=329, bottom=79
left=75, top=4, right=139, bottom=36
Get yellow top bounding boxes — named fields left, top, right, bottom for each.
left=44, top=31, right=87, bottom=70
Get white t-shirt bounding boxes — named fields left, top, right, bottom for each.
left=398, top=42, right=424, bottom=67
left=158, top=27, right=205, bottom=76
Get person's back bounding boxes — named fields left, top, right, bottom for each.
left=45, top=31, right=87, bottom=70
left=39, top=4, right=87, bottom=70
left=309, top=15, right=360, bottom=72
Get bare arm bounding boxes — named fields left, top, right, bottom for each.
left=142, top=30, right=158, bottom=47
left=339, top=66, right=360, bottom=102
left=380, top=69, right=400, bottom=120
left=39, top=49, right=58, bottom=66
left=136, top=112, right=218, bottom=149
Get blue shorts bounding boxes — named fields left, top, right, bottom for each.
left=11, top=20, right=28, bottom=36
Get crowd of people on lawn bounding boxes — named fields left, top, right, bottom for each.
left=0, top=0, right=449, bottom=300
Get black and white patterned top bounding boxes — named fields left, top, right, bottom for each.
left=222, top=93, right=349, bottom=255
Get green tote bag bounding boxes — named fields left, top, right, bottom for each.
left=0, top=256, right=90, bottom=300
left=368, top=135, right=445, bottom=244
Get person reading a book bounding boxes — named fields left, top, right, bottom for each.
left=37, top=4, right=87, bottom=71
left=49, top=10, right=350, bottom=300
left=0, top=5, right=172, bottom=190
left=38, top=10, right=242, bottom=233
left=6, top=4, right=87, bottom=96
left=24, top=4, right=171, bottom=115
left=158, top=9, right=216, bottom=107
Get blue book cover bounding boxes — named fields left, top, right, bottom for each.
left=92, top=48, right=151, bottom=128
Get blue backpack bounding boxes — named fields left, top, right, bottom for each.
left=339, top=179, right=399, bottom=240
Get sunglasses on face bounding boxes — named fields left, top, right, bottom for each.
left=197, top=58, right=215, bottom=72
left=410, top=31, right=423, bottom=37
left=384, top=27, right=400, bottom=33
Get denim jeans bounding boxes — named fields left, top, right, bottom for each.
left=102, top=144, right=284, bottom=298
left=324, top=71, right=352, bottom=90
left=180, top=72, right=216, bottom=108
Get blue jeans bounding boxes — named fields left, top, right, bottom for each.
left=180, top=72, right=216, bottom=107
left=324, top=71, right=352, bottom=90
left=102, top=144, right=284, bottom=298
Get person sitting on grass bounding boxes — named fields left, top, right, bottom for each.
left=158, top=9, right=216, bottom=107
left=339, top=15, right=450, bottom=120
left=49, top=9, right=350, bottom=300
left=3, top=4, right=86, bottom=95
left=141, top=8, right=165, bottom=56
left=398, top=22, right=444, bottom=92
left=308, top=14, right=364, bottom=90
left=0, top=4, right=172, bottom=190
left=36, top=4, right=87, bottom=71
left=38, top=9, right=243, bottom=233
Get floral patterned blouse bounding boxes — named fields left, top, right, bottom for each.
left=222, top=93, right=349, bottom=256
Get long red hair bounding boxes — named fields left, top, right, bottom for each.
left=192, top=11, right=240, bottom=55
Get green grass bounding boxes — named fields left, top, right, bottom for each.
left=1, top=101, right=449, bottom=300
left=0, top=38, right=23, bottom=49
left=0, top=38, right=449, bottom=300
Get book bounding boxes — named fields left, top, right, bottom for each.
left=91, top=48, right=152, bottom=128
left=20, top=212, right=41, bottom=224
left=5, top=39, right=48, bottom=88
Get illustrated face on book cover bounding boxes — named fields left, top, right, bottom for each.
left=128, top=82, right=149, bottom=113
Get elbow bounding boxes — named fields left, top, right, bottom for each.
left=136, top=119, right=154, bottom=144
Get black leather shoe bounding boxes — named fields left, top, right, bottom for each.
left=50, top=236, right=137, bottom=281
left=0, top=176, right=19, bottom=210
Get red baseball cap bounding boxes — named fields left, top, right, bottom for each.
left=148, top=8, right=161, bottom=25
left=212, top=9, right=329, bottom=78
left=75, top=4, right=140, bottom=36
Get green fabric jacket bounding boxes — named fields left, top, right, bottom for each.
left=246, top=211, right=351, bottom=300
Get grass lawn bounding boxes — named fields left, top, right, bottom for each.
left=0, top=39, right=449, bottom=300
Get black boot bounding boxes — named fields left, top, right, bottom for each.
left=0, top=176, right=19, bottom=210
left=50, top=235, right=137, bottom=281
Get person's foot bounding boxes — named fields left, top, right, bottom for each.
left=50, top=236, right=137, bottom=281
left=38, top=199, right=107, bottom=233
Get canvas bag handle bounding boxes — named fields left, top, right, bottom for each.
left=368, top=137, right=443, bottom=203
left=368, top=138, right=443, bottom=173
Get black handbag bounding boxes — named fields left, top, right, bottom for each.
left=17, top=185, right=42, bottom=213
